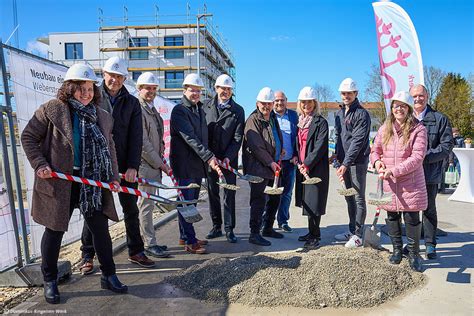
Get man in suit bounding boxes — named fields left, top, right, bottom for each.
left=203, top=74, right=245, bottom=243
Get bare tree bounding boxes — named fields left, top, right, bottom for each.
left=423, top=65, right=446, bottom=107
left=313, top=83, right=335, bottom=118
left=363, top=63, right=386, bottom=124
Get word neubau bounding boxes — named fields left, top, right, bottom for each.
left=30, top=69, right=64, bottom=84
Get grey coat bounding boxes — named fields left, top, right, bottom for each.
left=203, top=95, right=245, bottom=168
left=21, top=99, right=120, bottom=232
left=139, top=96, right=165, bottom=181
left=295, top=115, right=329, bottom=217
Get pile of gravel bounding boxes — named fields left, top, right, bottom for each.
left=165, top=246, right=426, bottom=309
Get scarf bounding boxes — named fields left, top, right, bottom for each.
left=298, top=112, right=315, bottom=129
left=69, top=98, right=114, bottom=218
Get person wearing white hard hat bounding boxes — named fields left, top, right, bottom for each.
left=21, top=64, right=127, bottom=303
left=370, top=91, right=428, bottom=272
left=135, top=72, right=171, bottom=259
left=293, top=87, right=329, bottom=250
left=409, top=84, right=453, bottom=260
left=170, top=73, right=221, bottom=254
left=242, top=87, right=283, bottom=246
left=80, top=57, right=156, bottom=271
left=271, top=91, right=298, bottom=233
left=334, top=78, right=371, bottom=248
left=202, top=74, right=245, bottom=243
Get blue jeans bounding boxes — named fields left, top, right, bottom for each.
left=277, top=160, right=296, bottom=226
left=177, top=178, right=201, bottom=245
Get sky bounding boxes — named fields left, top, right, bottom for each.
left=1, top=0, right=473, bottom=115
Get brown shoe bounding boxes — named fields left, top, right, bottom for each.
left=79, top=258, right=95, bottom=275
left=179, top=239, right=208, bottom=246
left=128, top=253, right=155, bottom=268
left=185, top=243, right=207, bottom=254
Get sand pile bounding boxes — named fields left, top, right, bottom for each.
left=165, top=246, right=426, bottom=309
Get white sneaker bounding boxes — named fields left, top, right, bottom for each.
left=335, top=231, right=353, bottom=241
left=345, top=235, right=363, bottom=248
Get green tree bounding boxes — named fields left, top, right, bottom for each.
left=434, top=73, right=474, bottom=138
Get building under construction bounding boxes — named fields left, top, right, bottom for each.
left=39, top=7, right=235, bottom=102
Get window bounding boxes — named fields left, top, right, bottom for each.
left=164, top=36, right=184, bottom=59
left=165, top=71, right=184, bottom=88
left=129, top=37, right=148, bottom=60
left=132, top=71, right=142, bottom=81
left=65, top=43, right=83, bottom=60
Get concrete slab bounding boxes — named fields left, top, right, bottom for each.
left=7, top=168, right=474, bottom=315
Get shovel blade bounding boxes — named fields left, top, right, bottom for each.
left=363, top=225, right=381, bottom=249
left=302, top=177, right=322, bottom=185
left=264, top=186, right=284, bottom=195
left=217, top=181, right=240, bottom=191
left=240, top=174, right=264, bottom=183
left=337, top=188, right=357, bottom=196
left=177, top=205, right=203, bottom=223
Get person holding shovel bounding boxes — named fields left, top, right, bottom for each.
left=294, top=87, right=329, bottom=249
left=242, top=87, right=283, bottom=246
left=170, top=73, right=221, bottom=254
left=21, top=64, right=127, bottom=304
left=370, top=91, right=427, bottom=272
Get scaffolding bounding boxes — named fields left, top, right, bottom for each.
left=97, top=5, right=235, bottom=99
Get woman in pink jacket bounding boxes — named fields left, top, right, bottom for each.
left=370, top=91, right=427, bottom=272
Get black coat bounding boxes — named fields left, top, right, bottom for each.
left=98, top=83, right=143, bottom=173
left=203, top=96, right=245, bottom=168
left=295, top=115, right=329, bottom=217
left=170, top=96, right=214, bottom=179
left=421, top=105, right=454, bottom=184
left=242, top=109, right=283, bottom=180
left=335, top=98, right=371, bottom=166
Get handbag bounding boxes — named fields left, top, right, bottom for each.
left=445, top=165, right=457, bottom=185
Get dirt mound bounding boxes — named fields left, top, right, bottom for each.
left=165, top=246, right=426, bottom=309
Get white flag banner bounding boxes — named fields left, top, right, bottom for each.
left=372, top=1, right=424, bottom=113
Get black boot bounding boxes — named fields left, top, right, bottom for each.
left=44, top=280, right=60, bottom=304
left=406, top=222, right=423, bottom=272
left=385, top=217, right=403, bottom=264
left=101, top=274, right=128, bottom=293
left=248, top=233, right=271, bottom=246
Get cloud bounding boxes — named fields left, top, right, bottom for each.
left=26, top=40, right=49, bottom=58
left=270, top=35, right=291, bottom=42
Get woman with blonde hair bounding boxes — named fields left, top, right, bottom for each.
left=370, top=91, right=427, bottom=272
left=294, top=87, right=329, bottom=249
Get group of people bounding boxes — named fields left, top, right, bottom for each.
left=21, top=56, right=454, bottom=305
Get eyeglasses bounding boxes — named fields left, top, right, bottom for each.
left=392, top=104, right=408, bottom=110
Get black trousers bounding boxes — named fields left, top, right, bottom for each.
left=386, top=211, right=420, bottom=226
left=42, top=177, right=115, bottom=281
left=207, top=169, right=236, bottom=232
left=81, top=179, right=144, bottom=258
left=308, top=215, right=321, bottom=239
left=423, top=184, right=439, bottom=246
left=249, top=179, right=281, bottom=234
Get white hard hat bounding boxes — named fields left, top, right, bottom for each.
left=298, top=86, right=318, bottom=101
left=136, top=72, right=159, bottom=87
left=256, top=87, right=275, bottom=102
left=338, top=78, right=358, bottom=92
left=103, top=56, right=128, bottom=76
left=64, top=64, right=97, bottom=82
left=391, top=91, right=414, bottom=108
left=182, top=73, right=204, bottom=88
left=214, top=74, right=234, bottom=88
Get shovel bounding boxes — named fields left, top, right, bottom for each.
left=336, top=174, right=357, bottom=196
left=215, top=164, right=240, bottom=191
left=298, top=164, right=322, bottom=185
left=368, top=171, right=392, bottom=206
left=217, top=159, right=263, bottom=183
left=363, top=207, right=382, bottom=249
left=264, top=169, right=284, bottom=195
left=119, top=173, right=200, bottom=190
left=162, top=159, right=203, bottom=223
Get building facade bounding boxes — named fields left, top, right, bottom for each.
left=41, top=22, right=235, bottom=103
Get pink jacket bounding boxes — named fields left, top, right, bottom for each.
left=370, top=121, right=428, bottom=212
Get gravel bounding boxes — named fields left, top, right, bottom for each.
left=165, top=246, right=426, bottom=309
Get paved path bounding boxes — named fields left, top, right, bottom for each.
left=10, top=169, right=474, bottom=315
